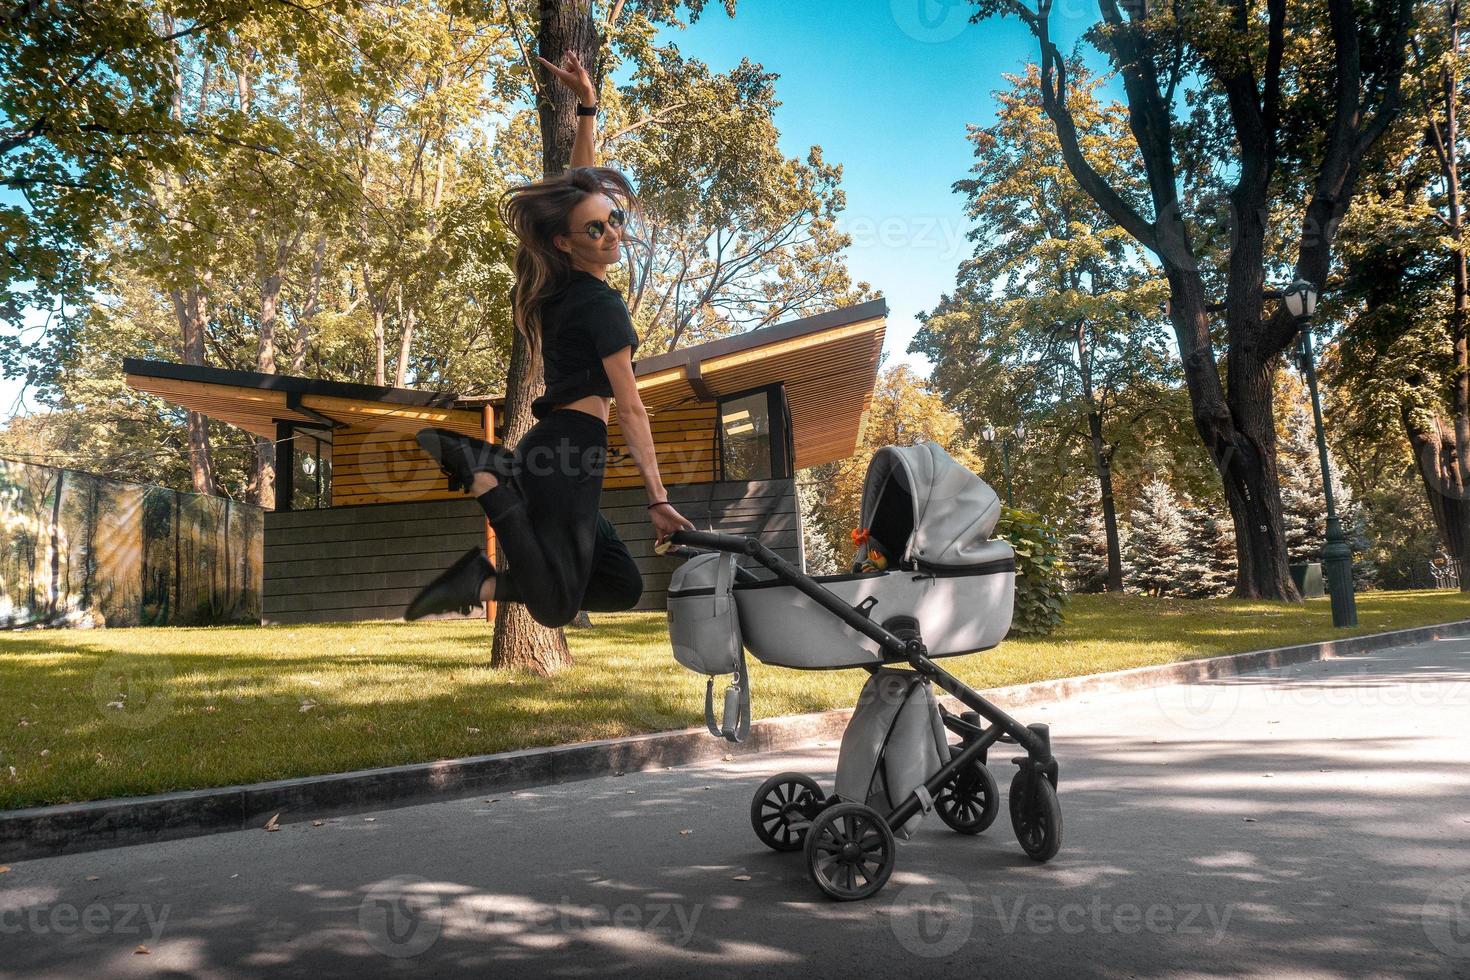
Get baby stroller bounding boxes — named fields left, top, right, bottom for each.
left=666, top=442, right=1062, bottom=901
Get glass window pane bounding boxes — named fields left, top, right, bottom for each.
left=290, top=432, right=332, bottom=510
left=721, top=392, right=772, bottom=481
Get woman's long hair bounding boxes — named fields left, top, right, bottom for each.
left=499, top=166, right=637, bottom=354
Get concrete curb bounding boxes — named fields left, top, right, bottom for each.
left=5, top=616, right=1469, bottom=863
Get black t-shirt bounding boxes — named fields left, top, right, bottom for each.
left=530, top=270, right=641, bottom=420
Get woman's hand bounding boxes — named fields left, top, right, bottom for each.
left=650, top=502, right=695, bottom=547
left=536, top=51, right=597, bottom=105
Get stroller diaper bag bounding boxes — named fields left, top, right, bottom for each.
left=835, top=668, right=950, bottom=837
left=667, top=551, right=750, bottom=743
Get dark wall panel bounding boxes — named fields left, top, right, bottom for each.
left=260, top=479, right=801, bottom=623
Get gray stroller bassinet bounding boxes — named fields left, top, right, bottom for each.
left=666, top=442, right=1063, bottom=901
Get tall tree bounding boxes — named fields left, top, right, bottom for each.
left=1331, top=0, right=1470, bottom=587
left=980, top=0, right=1415, bottom=599
left=916, top=65, right=1171, bottom=592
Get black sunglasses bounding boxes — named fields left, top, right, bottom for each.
left=567, top=208, right=626, bottom=241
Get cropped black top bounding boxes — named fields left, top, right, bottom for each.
left=530, top=269, right=641, bottom=420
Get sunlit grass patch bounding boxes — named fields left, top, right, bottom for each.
left=1, top=590, right=1466, bottom=808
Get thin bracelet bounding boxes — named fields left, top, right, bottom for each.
left=647, top=500, right=670, bottom=510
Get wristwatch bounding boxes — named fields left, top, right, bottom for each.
left=576, top=103, right=597, bottom=116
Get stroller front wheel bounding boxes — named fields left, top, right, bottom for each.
left=936, top=753, right=1000, bottom=835
left=803, top=802, right=897, bottom=901
left=1008, top=769, right=1063, bottom=861
left=751, top=772, right=825, bottom=852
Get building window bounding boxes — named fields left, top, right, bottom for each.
left=292, top=431, right=332, bottom=510
left=275, top=426, right=332, bottom=511
left=720, top=392, right=772, bottom=481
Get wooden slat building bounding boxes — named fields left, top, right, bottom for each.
left=124, top=298, right=886, bottom=624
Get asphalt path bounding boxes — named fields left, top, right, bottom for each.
left=3, top=634, right=1469, bottom=979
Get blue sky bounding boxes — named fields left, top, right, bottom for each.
left=1, top=1, right=1098, bottom=417
left=655, top=0, right=1096, bottom=373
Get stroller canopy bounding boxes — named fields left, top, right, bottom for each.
left=859, top=442, right=1001, bottom=569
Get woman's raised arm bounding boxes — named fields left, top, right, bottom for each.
left=537, top=51, right=598, bottom=169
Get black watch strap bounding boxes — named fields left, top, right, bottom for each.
left=576, top=103, right=597, bottom=116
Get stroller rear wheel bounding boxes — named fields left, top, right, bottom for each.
left=803, top=802, right=896, bottom=901
left=935, top=751, right=1000, bottom=835
left=1008, top=769, right=1063, bottom=861
left=750, top=772, right=824, bottom=852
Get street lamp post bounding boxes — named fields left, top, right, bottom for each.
left=981, top=421, right=1026, bottom=507
left=1284, top=278, right=1358, bottom=628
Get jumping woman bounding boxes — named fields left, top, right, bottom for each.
left=404, top=50, right=694, bottom=626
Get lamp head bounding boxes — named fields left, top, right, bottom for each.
left=1283, top=278, right=1318, bottom=320
left=981, top=424, right=996, bottom=444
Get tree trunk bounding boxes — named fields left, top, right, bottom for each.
left=254, top=246, right=284, bottom=508
left=291, top=236, right=327, bottom=374
left=1086, top=411, right=1124, bottom=592
left=490, top=0, right=601, bottom=675
left=394, top=287, right=415, bottom=387
left=1403, top=408, right=1469, bottom=580
left=170, top=277, right=217, bottom=496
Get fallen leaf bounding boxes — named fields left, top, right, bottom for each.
left=134, top=945, right=150, bottom=955
left=0, top=866, right=9, bottom=874
left=731, top=874, right=751, bottom=881
left=1243, top=817, right=1257, bottom=823
left=264, top=813, right=280, bottom=832
left=38, top=749, right=49, bottom=757
left=310, top=820, right=324, bottom=828
left=625, top=790, right=635, bottom=795
left=85, top=875, right=99, bottom=881
left=105, top=702, right=124, bottom=710
left=299, top=700, right=318, bottom=713
left=230, top=874, right=238, bottom=879
left=614, top=771, right=625, bottom=777
left=364, top=817, right=375, bottom=823
left=1263, top=773, right=1274, bottom=778
left=722, top=754, right=734, bottom=762
left=679, top=829, right=692, bottom=836
left=466, top=727, right=480, bottom=734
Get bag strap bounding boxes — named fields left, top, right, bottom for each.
left=704, top=645, right=751, bottom=743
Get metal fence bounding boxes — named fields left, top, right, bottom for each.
left=0, top=458, right=263, bottom=627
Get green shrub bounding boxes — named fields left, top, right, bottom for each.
left=996, top=507, right=1067, bottom=637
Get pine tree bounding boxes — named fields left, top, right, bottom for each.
left=797, top=477, right=841, bottom=575
left=1124, top=479, right=1191, bottom=596
left=1180, top=501, right=1237, bottom=597
left=1063, top=486, right=1112, bottom=593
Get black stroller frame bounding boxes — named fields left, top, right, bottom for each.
left=670, top=528, right=1063, bottom=901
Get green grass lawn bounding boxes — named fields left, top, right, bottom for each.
left=2, top=589, right=1467, bottom=810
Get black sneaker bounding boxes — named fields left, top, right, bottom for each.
left=404, top=547, right=495, bottom=620
left=416, top=428, right=519, bottom=493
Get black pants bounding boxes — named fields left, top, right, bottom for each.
left=474, top=408, right=643, bottom=628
